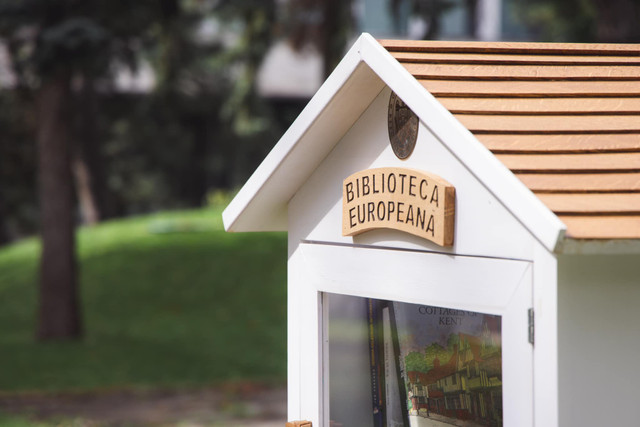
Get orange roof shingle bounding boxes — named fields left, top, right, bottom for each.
left=381, top=39, right=640, bottom=240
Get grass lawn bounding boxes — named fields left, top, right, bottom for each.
left=0, top=414, right=49, bottom=427
left=0, top=205, right=287, bottom=393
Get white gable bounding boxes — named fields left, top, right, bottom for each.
left=289, top=87, right=536, bottom=260
left=223, top=33, right=566, bottom=252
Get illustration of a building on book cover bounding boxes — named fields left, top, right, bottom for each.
left=369, top=299, right=503, bottom=427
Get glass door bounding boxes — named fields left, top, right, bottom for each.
left=297, top=242, right=533, bottom=427
left=327, top=294, right=503, bottom=427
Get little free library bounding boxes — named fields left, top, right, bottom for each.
left=223, top=35, right=640, bottom=427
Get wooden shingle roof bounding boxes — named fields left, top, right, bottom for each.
left=381, top=40, right=640, bottom=240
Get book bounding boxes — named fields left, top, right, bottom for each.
left=367, top=298, right=384, bottom=427
left=382, top=303, right=410, bottom=427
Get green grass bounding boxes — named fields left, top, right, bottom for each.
left=0, top=414, right=49, bottom=427
left=0, top=206, right=287, bottom=393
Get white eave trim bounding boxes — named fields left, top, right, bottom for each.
left=223, top=33, right=567, bottom=253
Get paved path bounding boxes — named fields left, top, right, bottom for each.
left=0, top=384, right=287, bottom=426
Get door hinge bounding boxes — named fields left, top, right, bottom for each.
left=528, top=308, right=535, bottom=345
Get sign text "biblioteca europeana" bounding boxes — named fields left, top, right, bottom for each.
left=342, top=167, right=455, bottom=246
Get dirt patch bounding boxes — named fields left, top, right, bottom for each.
left=0, top=384, right=287, bottom=426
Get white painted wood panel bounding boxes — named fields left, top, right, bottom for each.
left=289, top=87, right=539, bottom=261
left=533, top=242, right=559, bottom=427
left=557, top=255, right=640, bottom=427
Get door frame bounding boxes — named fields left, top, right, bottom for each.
left=290, top=241, right=534, bottom=427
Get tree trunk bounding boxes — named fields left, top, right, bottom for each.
left=36, top=75, right=83, bottom=341
left=321, top=0, right=349, bottom=79
left=466, top=0, right=477, bottom=38
left=180, top=114, right=209, bottom=206
left=0, top=193, right=10, bottom=245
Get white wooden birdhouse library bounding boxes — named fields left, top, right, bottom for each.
left=223, top=34, right=640, bottom=427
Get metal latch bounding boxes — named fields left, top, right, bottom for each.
left=528, top=308, right=535, bottom=345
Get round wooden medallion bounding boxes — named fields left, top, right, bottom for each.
left=388, top=92, right=418, bottom=160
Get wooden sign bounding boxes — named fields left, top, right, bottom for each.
left=342, top=168, right=455, bottom=246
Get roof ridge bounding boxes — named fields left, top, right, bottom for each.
left=379, top=39, right=640, bottom=56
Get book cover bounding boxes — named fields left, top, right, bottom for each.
left=392, top=301, right=503, bottom=426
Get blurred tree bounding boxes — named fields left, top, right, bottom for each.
left=0, top=91, right=36, bottom=243
left=593, top=0, right=640, bottom=42
left=0, top=0, right=294, bottom=340
left=391, top=0, right=456, bottom=40
left=513, top=0, right=596, bottom=41
left=514, top=0, right=640, bottom=42
left=284, top=0, right=354, bottom=78
left=0, top=0, right=359, bottom=246
left=0, top=0, right=192, bottom=340
left=209, top=0, right=358, bottom=186
left=213, top=0, right=277, bottom=136
left=0, top=2, right=110, bottom=340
